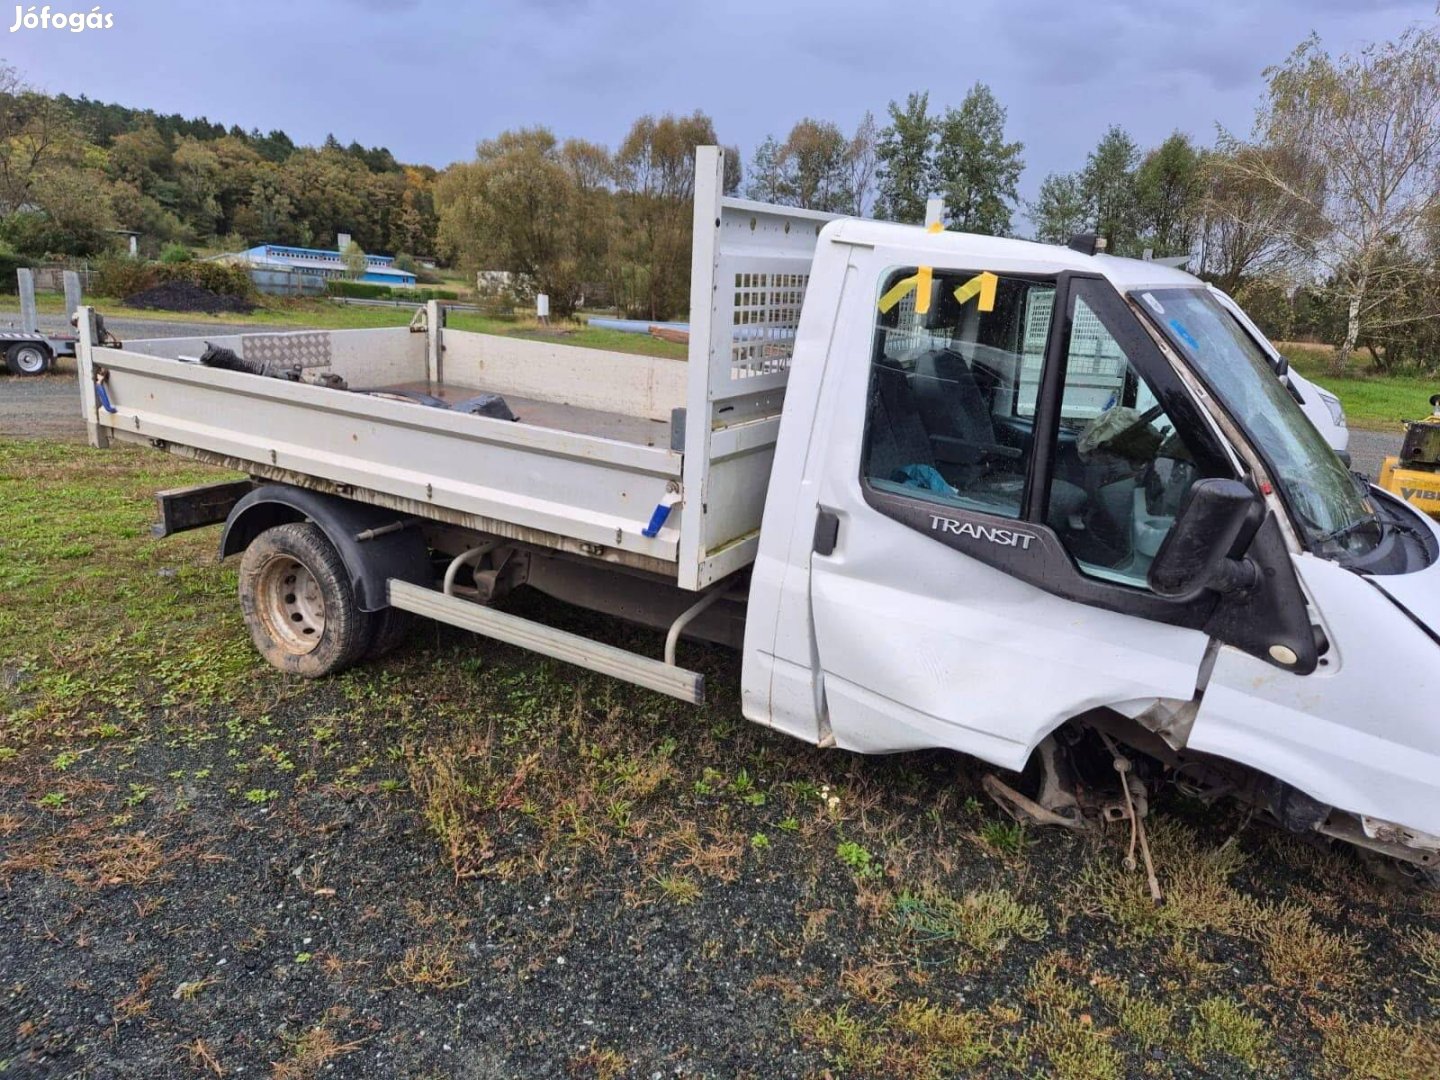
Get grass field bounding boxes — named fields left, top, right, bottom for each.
left=24, top=291, right=689, bottom=360
left=2, top=436, right=1437, bottom=1078
left=1280, top=341, right=1438, bottom=432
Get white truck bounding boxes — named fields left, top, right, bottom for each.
left=76, top=148, right=1440, bottom=883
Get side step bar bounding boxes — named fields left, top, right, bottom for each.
left=387, top=579, right=705, bottom=705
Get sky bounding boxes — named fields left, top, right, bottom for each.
left=5, top=0, right=1437, bottom=214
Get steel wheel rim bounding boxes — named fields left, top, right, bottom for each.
left=256, top=554, right=325, bottom=654
left=13, top=346, right=45, bottom=374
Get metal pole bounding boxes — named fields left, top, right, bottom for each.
left=63, top=270, right=82, bottom=322
left=17, top=267, right=36, bottom=332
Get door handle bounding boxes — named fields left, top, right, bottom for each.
left=813, top=508, right=840, bottom=556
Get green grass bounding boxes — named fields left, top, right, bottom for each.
left=1281, top=341, right=1438, bottom=432
left=4, top=435, right=1439, bottom=1080
left=448, top=313, right=688, bottom=359
left=0, top=439, right=255, bottom=749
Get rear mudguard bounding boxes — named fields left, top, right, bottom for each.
left=220, top=485, right=430, bottom=612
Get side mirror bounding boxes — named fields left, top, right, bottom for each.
left=1148, top=479, right=1265, bottom=601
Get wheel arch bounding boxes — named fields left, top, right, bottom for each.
left=220, top=484, right=430, bottom=612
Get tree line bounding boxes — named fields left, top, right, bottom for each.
left=437, top=22, right=1439, bottom=361
left=1, top=21, right=1436, bottom=364
left=0, top=68, right=439, bottom=264
left=1027, top=26, right=1440, bottom=372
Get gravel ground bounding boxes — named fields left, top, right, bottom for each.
left=0, top=315, right=308, bottom=441
left=0, top=373, right=83, bottom=440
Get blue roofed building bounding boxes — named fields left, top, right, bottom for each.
left=235, top=234, right=416, bottom=288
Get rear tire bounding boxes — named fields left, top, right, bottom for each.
left=6, top=342, right=51, bottom=376
left=238, top=522, right=372, bottom=677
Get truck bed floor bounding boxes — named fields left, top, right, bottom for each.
left=381, top=380, right=673, bottom=449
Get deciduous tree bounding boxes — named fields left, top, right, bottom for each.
left=341, top=239, right=367, bottom=279
left=435, top=128, right=583, bottom=313
left=1028, top=172, right=1089, bottom=244
left=934, top=83, right=1024, bottom=236
left=613, top=111, right=718, bottom=319
left=1081, top=126, right=1140, bottom=254
left=1238, top=29, right=1440, bottom=366
left=1134, top=132, right=1203, bottom=257
left=875, top=92, right=936, bottom=224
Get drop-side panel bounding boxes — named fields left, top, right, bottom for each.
left=81, top=338, right=682, bottom=567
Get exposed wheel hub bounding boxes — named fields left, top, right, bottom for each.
left=256, top=555, right=326, bottom=655
left=13, top=346, right=46, bottom=374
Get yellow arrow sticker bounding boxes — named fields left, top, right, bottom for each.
left=953, top=271, right=998, bottom=312
left=877, top=274, right=918, bottom=314
left=914, top=266, right=933, bottom=315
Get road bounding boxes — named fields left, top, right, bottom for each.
left=0, top=309, right=295, bottom=340
left=1346, top=428, right=1399, bottom=481
left=0, top=312, right=300, bottom=439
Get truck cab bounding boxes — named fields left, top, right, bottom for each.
left=742, top=215, right=1440, bottom=873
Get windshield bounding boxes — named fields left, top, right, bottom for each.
left=1134, top=288, right=1380, bottom=561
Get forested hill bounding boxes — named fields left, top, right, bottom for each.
left=0, top=78, right=438, bottom=261
left=55, top=93, right=398, bottom=170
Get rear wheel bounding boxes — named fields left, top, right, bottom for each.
left=238, top=522, right=371, bottom=677
left=6, top=342, right=50, bottom=376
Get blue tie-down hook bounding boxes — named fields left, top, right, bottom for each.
left=641, top=489, right=683, bottom=538
left=94, top=369, right=117, bottom=414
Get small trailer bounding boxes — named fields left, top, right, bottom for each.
left=78, top=148, right=1440, bottom=884
left=2, top=266, right=85, bottom=375
left=0, top=327, right=74, bottom=375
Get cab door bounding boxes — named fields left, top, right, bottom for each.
left=806, top=256, right=1238, bottom=767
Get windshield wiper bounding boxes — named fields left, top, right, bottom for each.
left=1313, top=514, right=1384, bottom=550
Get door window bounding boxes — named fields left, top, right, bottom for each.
left=863, top=269, right=1056, bottom=521
left=1045, top=293, right=1199, bottom=587
left=862, top=269, right=1206, bottom=589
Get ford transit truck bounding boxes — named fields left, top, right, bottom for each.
left=76, top=147, right=1440, bottom=883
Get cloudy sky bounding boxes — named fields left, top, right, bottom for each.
left=6, top=0, right=1436, bottom=213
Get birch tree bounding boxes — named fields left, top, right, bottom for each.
left=1239, top=29, right=1440, bottom=367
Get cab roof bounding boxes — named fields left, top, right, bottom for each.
left=823, top=217, right=1203, bottom=294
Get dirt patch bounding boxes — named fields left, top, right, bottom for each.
left=123, top=282, right=256, bottom=315
left=0, top=369, right=84, bottom=440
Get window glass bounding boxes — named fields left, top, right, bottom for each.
left=1046, top=288, right=1200, bottom=587
left=862, top=270, right=1206, bottom=589
left=1137, top=287, right=1380, bottom=561
left=864, top=270, right=1056, bottom=521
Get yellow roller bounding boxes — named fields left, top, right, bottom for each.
left=1379, top=393, right=1440, bottom=519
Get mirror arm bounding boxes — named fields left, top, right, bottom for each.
left=1153, top=556, right=1258, bottom=604
left=1213, top=557, right=1260, bottom=595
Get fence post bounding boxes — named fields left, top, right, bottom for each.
left=76, top=305, right=109, bottom=449
left=426, top=299, right=443, bottom=386
left=63, top=270, right=82, bottom=322
left=17, top=268, right=36, bottom=332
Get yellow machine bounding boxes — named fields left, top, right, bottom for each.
left=1378, top=393, right=1440, bottom=519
